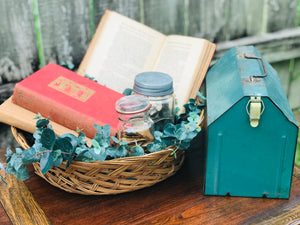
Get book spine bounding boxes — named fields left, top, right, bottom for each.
left=12, top=84, right=116, bottom=138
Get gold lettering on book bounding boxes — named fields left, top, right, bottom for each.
left=48, top=76, right=95, bottom=102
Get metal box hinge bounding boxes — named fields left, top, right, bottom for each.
left=246, top=96, right=265, bottom=127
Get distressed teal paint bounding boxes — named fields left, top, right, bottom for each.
left=205, top=46, right=298, bottom=198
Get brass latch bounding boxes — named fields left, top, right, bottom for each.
left=246, top=97, right=265, bottom=127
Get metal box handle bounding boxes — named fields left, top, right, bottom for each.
left=243, top=54, right=267, bottom=80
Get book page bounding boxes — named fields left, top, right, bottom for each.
left=152, top=35, right=215, bottom=107
left=78, top=10, right=166, bottom=93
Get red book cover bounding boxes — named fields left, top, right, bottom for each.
left=12, top=63, right=124, bottom=138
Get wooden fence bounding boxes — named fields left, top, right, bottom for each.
left=0, top=0, right=299, bottom=107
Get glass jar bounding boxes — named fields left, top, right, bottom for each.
left=115, top=95, right=154, bottom=144
left=133, top=71, right=175, bottom=131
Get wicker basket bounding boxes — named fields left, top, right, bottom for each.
left=11, top=126, right=185, bottom=195
left=11, top=110, right=204, bottom=195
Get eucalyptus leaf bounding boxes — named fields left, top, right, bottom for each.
left=5, top=147, right=13, bottom=163
left=54, top=137, right=74, bottom=161
left=77, top=132, right=87, bottom=144
left=53, top=155, right=63, bottom=167
left=75, top=148, right=92, bottom=162
left=58, top=134, right=78, bottom=149
left=122, top=88, right=132, bottom=95
left=66, top=146, right=77, bottom=169
left=169, top=149, right=177, bottom=159
left=189, top=98, right=196, bottom=104
left=41, top=128, right=56, bottom=149
left=36, top=118, right=50, bottom=128
left=131, top=141, right=145, bottom=156
left=84, top=74, right=97, bottom=82
left=106, top=147, right=117, bottom=158
left=0, top=162, right=6, bottom=172
left=6, top=154, right=17, bottom=174
left=175, top=128, right=187, bottom=141
left=154, top=131, right=163, bottom=142
left=40, top=152, right=54, bottom=174
left=119, top=141, right=128, bottom=146
left=196, top=91, right=206, bottom=100
left=15, top=164, right=29, bottom=181
left=12, top=154, right=23, bottom=172
left=163, top=123, right=176, bottom=137
left=53, top=150, right=62, bottom=161
left=0, top=175, right=7, bottom=184
left=90, top=148, right=106, bottom=161
left=33, top=113, right=42, bottom=119
left=92, top=139, right=102, bottom=154
left=16, top=148, right=22, bottom=155
left=22, top=147, right=39, bottom=164
left=111, top=136, right=119, bottom=144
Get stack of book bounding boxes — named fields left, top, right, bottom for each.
left=0, top=10, right=216, bottom=139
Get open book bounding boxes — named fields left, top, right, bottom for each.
left=78, top=10, right=216, bottom=107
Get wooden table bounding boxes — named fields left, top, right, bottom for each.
left=1, top=135, right=300, bottom=225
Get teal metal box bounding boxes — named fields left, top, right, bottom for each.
left=204, top=46, right=298, bottom=198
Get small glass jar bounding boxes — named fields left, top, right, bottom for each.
left=133, top=72, right=175, bottom=131
left=115, top=95, right=154, bottom=143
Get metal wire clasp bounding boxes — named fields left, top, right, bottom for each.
left=246, top=96, right=265, bottom=127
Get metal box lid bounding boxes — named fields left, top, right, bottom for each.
left=206, top=45, right=297, bottom=127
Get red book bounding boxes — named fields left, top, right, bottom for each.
left=12, top=63, right=124, bottom=138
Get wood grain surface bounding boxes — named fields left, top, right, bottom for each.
left=1, top=131, right=300, bottom=224
left=0, top=149, right=51, bottom=225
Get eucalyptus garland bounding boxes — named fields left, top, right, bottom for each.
left=0, top=91, right=205, bottom=182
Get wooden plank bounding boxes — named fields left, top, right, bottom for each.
left=143, top=0, right=185, bottom=35
left=217, top=0, right=266, bottom=41
left=271, top=60, right=290, bottom=96
left=271, top=58, right=300, bottom=109
left=214, top=27, right=300, bottom=63
left=0, top=150, right=51, bottom=225
left=0, top=203, right=11, bottom=225
left=266, top=0, right=299, bottom=32
left=188, top=0, right=228, bottom=41
left=188, top=0, right=266, bottom=42
left=0, top=123, right=18, bottom=150
left=37, top=0, right=91, bottom=68
left=251, top=202, right=300, bottom=225
left=0, top=83, right=15, bottom=103
left=289, top=58, right=300, bottom=109
left=93, top=0, right=141, bottom=28
left=0, top=0, right=38, bottom=84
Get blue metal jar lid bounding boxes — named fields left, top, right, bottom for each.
left=133, top=72, right=173, bottom=97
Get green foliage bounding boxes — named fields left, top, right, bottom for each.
left=84, top=74, right=98, bottom=82
left=36, top=118, right=49, bottom=128
left=60, top=61, right=75, bottom=70
left=122, top=88, right=132, bottom=96
left=1, top=94, right=204, bottom=182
